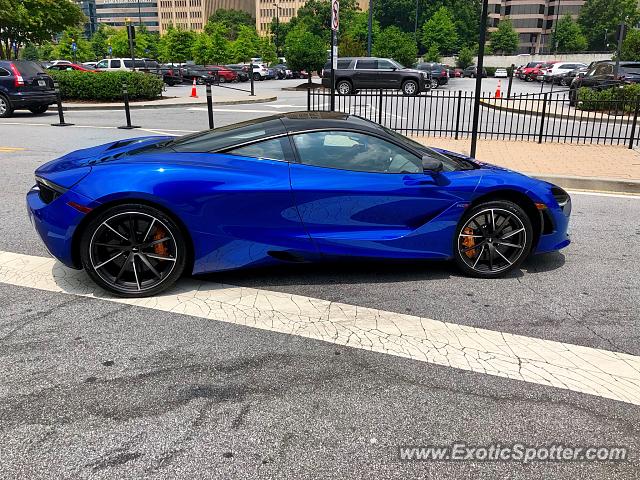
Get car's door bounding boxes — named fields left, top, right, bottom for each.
left=353, top=59, right=378, bottom=88
left=376, top=59, right=401, bottom=88
left=288, top=130, right=468, bottom=258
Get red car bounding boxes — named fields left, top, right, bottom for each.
left=518, top=62, right=544, bottom=82
left=47, top=63, right=97, bottom=73
left=206, top=65, right=238, bottom=83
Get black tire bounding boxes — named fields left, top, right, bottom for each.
left=196, top=77, right=204, bottom=85
left=29, top=105, right=49, bottom=115
left=0, top=94, right=13, bottom=118
left=219, top=77, right=226, bottom=83
left=336, top=79, right=353, bottom=95
left=429, top=78, right=439, bottom=90
left=560, top=77, right=569, bottom=87
left=401, top=79, right=419, bottom=96
left=525, top=75, right=534, bottom=82
left=569, top=88, right=577, bottom=107
left=80, top=203, right=187, bottom=297
left=453, top=200, right=533, bottom=278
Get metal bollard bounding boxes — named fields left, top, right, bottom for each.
left=50, top=81, right=73, bottom=127
left=249, top=63, right=255, bottom=96
left=206, top=81, right=214, bottom=129
left=506, top=64, right=514, bottom=99
left=118, top=83, right=140, bottom=129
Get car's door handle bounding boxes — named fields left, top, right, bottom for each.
left=403, top=177, right=434, bottom=186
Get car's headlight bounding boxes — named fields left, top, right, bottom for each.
left=421, top=71, right=429, bottom=78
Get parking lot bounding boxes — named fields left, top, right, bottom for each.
left=1, top=77, right=639, bottom=479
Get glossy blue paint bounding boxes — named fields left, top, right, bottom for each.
left=26, top=116, right=571, bottom=277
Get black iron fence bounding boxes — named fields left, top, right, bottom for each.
left=308, top=88, right=640, bottom=148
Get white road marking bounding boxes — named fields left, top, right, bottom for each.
left=187, top=107, right=304, bottom=114
left=567, top=190, right=640, bottom=200
left=0, top=250, right=639, bottom=406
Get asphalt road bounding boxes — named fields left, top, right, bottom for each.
left=0, top=100, right=639, bottom=479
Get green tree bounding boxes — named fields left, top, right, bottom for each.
left=424, top=45, right=440, bottom=62
left=296, top=0, right=359, bottom=42
left=0, top=0, right=84, bottom=59
left=456, top=45, right=474, bottom=68
left=21, top=43, right=39, bottom=60
left=551, top=15, right=587, bottom=52
left=135, top=25, right=160, bottom=59
left=91, top=25, right=111, bottom=59
left=489, top=19, right=518, bottom=54
left=159, top=26, right=196, bottom=63
left=339, top=34, right=367, bottom=56
left=421, top=6, right=458, bottom=55
left=230, top=24, right=260, bottom=62
left=208, top=22, right=230, bottom=64
left=54, top=28, right=93, bottom=62
left=578, top=0, right=640, bottom=50
left=373, top=26, right=417, bottom=66
left=192, top=32, right=213, bottom=65
left=284, top=24, right=326, bottom=79
left=621, top=28, right=640, bottom=60
left=259, top=38, right=278, bottom=65
left=205, top=8, right=254, bottom=41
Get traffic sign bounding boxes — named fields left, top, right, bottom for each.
left=108, top=45, right=113, bottom=55
left=71, top=42, right=77, bottom=52
left=331, top=0, right=339, bottom=31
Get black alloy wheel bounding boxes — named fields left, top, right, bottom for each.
left=80, top=204, right=187, bottom=297
left=454, top=201, right=533, bottom=278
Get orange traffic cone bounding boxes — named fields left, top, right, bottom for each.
left=190, top=78, right=198, bottom=98
left=495, top=80, right=501, bottom=99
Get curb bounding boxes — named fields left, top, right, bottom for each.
left=62, top=95, right=278, bottom=111
left=479, top=99, right=635, bottom=125
left=526, top=173, right=640, bottom=194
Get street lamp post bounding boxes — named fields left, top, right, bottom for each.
left=552, top=0, right=561, bottom=53
left=273, top=3, right=280, bottom=58
left=367, top=0, right=373, bottom=56
left=137, top=0, right=142, bottom=27
left=470, top=0, right=489, bottom=158
left=414, top=0, right=419, bottom=42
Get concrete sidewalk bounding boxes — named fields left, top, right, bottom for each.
left=413, top=137, right=640, bottom=193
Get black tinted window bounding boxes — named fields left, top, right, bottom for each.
left=356, top=59, right=376, bottom=69
left=337, top=59, right=351, bottom=69
left=15, top=61, right=44, bottom=77
left=293, top=131, right=422, bottom=173
left=123, top=60, right=133, bottom=67
left=111, top=60, right=121, bottom=68
left=0, top=68, right=9, bottom=77
left=227, top=137, right=289, bottom=161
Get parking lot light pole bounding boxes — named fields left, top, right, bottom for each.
left=367, top=0, right=373, bottom=56
left=470, top=0, right=488, bottom=158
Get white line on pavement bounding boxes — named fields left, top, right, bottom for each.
left=0, top=250, right=638, bottom=406
left=567, top=190, right=640, bottom=200
left=187, top=107, right=304, bottom=114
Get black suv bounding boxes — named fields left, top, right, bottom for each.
left=0, top=60, right=56, bottom=117
left=321, top=57, right=429, bottom=95
left=415, top=62, right=449, bottom=89
left=569, top=60, right=640, bottom=105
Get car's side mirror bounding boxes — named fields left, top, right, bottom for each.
left=422, top=155, right=444, bottom=173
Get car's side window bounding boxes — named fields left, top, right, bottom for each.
left=111, top=60, right=121, bottom=68
left=0, top=67, right=9, bottom=76
left=226, top=137, right=289, bottom=162
left=292, top=131, right=422, bottom=174
left=96, top=60, right=108, bottom=69
left=378, top=60, right=395, bottom=70
left=356, top=59, right=376, bottom=70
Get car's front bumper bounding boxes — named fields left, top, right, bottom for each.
left=534, top=198, right=572, bottom=254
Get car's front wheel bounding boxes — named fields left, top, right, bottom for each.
left=453, top=200, right=533, bottom=278
left=429, top=78, right=439, bottom=89
left=0, top=94, right=13, bottom=118
left=80, top=204, right=187, bottom=297
left=402, top=79, right=419, bottom=96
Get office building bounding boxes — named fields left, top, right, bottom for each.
left=95, top=0, right=161, bottom=32
left=158, top=0, right=255, bottom=34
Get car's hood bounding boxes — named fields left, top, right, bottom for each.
left=35, top=136, right=171, bottom=188
left=402, top=68, right=427, bottom=75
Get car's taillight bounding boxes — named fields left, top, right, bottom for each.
left=9, top=63, right=24, bottom=86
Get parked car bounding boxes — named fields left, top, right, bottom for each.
left=518, top=62, right=544, bottom=81
left=0, top=60, right=56, bottom=117
left=272, top=64, right=293, bottom=79
left=415, top=62, right=449, bottom=89
left=206, top=65, right=238, bottom=83
left=159, top=65, right=183, bottom=86
left=556, top=65, right=588, bottom=86
left=82, top=61, right=98, bottom=69
left=244, top=63, right=270, bottom=81
left=542, top=62, right=588, bottom=84
left=180, top=66, right=216, bottom=84
left=494, top=68, right=508, bottom=78
left=47, top=63, right=96, bottom=72
left=26, top=111, right=572, bottom=296
left=225, top=64, right=250, bottom=82
left=321, top=57, right=429, bottom=95
left=462, top=65, right=488, bottom=78
left=569, top=60, right=640, bottom=105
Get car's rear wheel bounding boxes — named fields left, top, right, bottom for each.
left=429, top=78, right=439, bottom=89
left=80, top=204, right=187, bottom=297
left=29, top=105, right=49, bottom=115
left=560, top=77, right=569, bottom=86
left=402, top=79, right=419, bottom=96
left=336, top=80, right=353, bottom=95
left=219, top=76, right=226, bottom=83
left=0, top=94, right=13, bottom=118
left=453, top=201, right=533, bottom=278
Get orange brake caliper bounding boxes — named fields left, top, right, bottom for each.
left=461, top=227, right=476, bottom=258
left=153, top=226, right=169, bottom=256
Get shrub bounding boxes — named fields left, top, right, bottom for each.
left=48, top=71, right=164, bottom=101
left=485, top=67, right=497, bottom=77
left=577, top=84, right=640, bottom=112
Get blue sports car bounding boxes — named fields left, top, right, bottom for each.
left=27, top=112, right=571, bottom=297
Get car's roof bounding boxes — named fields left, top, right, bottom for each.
left=275, top=111, right=386, bottom=134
